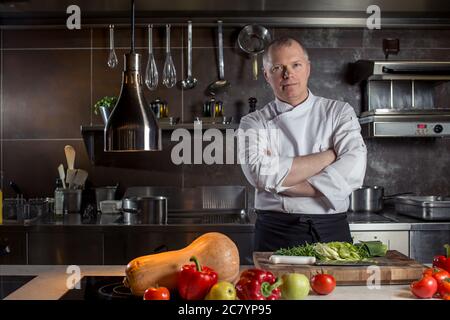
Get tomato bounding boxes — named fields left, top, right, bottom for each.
left=143, top=286, right=170, bottom=300
left=410, top=276, right=438, bottom=299
left=423, top=267, right=450, bottom=283
left=437, top=278, right=450, bottom=300
left=310, top=273, right=336, bottom=295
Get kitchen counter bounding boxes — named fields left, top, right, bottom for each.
left=1, top=206, right=448, bottom=266
left=2, top=206, right=450, bottom=231
left=0, top=264, right=419, bottom=300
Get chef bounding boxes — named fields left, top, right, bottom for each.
left=237, top=37, right=367, bottom=251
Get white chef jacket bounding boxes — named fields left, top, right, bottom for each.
left=237, top=90, right=367, bottom=214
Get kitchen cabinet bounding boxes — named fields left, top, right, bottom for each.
left=27, top=231, right=103, bottom=265
left=1, top=225, right=255, bottom=266
left=0, top=231, right=27, bottom=265
left=410, top=230, right=450, bottom=264
left=351, top=231, right=409, bottom=257
left=103, top=231, right=203, bottom=264
left=104, top=230, right=254, bottom=265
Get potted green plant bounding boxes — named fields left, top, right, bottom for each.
left=94, top=96, right=118, bottom=124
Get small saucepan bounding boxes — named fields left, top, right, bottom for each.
left=349, top=186, right=413, bottom=212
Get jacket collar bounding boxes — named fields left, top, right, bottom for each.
left=274, top=89, right=315, bottom=114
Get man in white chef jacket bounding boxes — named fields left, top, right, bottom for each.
left=237, top=38, right=367, bottom=251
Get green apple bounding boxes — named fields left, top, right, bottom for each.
left=281, top=273, right=310, bottom=300
left=205, top=281, right=236, bottom=300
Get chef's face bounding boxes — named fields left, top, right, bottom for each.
left=263, top=41, right=310, bottom=106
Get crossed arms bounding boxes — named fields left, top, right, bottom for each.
left=279, top=150, right=336, bottom=197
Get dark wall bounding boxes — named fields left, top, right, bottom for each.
left=1, top=26, right=450, bottom=201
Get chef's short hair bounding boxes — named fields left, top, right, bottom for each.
left=262, top=37, right=309, bottom=68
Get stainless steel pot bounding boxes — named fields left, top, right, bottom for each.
left=136, top=196, right=168, bottom=224
left=121, top=196, right=168, bottom=224
left=349, top=186, right=385, bottom=212
left=349, top=186, right=413, bottom=212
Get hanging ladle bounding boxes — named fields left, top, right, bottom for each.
left=207, top=20, right=230, bottom=95
left=181, top=21, right=197, bottom=90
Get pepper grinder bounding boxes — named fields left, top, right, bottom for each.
left=248, top=97, right=257, bottom=113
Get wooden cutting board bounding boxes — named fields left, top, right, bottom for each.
left=253, top=251, right=426, bottom=285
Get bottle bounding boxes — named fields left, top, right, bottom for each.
left=248, top=97, right=257, bottom=114
left=214, top=100, right=223, bottom=118
left=54, top=178, right=64, bottom=217
left=208, top=96, right=215, bottom=117
left=162, top=100, right=169, bottom=118
left=203, top=100, right=212, bottom=117
left=152, top=98, right=162, bottom=118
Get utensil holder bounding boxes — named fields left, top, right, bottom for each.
left=62, top=189, right=82, bottom=213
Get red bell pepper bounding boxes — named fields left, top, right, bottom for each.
left=432, top=244, right=450, bottom=273
left=177, top=256, right=218, bottom=300
left=235, top=269, right=282, bottom=300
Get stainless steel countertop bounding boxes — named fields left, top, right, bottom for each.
left=348, top=206, right=450, bottom=231
left=2, top=206, right=450, bottom=231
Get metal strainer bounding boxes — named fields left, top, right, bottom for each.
left=237, top=25, right=272, bottom=80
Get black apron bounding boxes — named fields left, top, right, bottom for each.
left=254, top=210, right=352, bottom=252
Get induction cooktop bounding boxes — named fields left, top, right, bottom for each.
left=59, top=276, right=139, bottom=300
left=59, top=276, right=186, bottom=301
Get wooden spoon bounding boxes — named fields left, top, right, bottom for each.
left=64, top=145, right=76, bottom=170
left=64, top=145, right=76, bottom=185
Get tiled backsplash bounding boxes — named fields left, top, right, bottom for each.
left=1, top=26, right=450, bottom=202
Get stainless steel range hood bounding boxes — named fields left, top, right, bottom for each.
left=1, top=0, right=450, bottom=27
left=353, top=60, right=450, bottom=138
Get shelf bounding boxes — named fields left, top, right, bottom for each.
left=81, top=122, right=239, bottom=133
left=80, top=122, right=240, bottom=168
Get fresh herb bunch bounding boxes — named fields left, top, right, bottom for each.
left=276, top=243, right=317, bottom=258
left=93, top=96, right=118, bottom=115
left=275, top=241, right=387, bottom=261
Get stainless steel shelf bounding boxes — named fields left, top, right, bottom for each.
left=81, top=123, right=239, bottom=132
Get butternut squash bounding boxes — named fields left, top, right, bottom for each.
left=124, top=232, right=240, bottom=296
